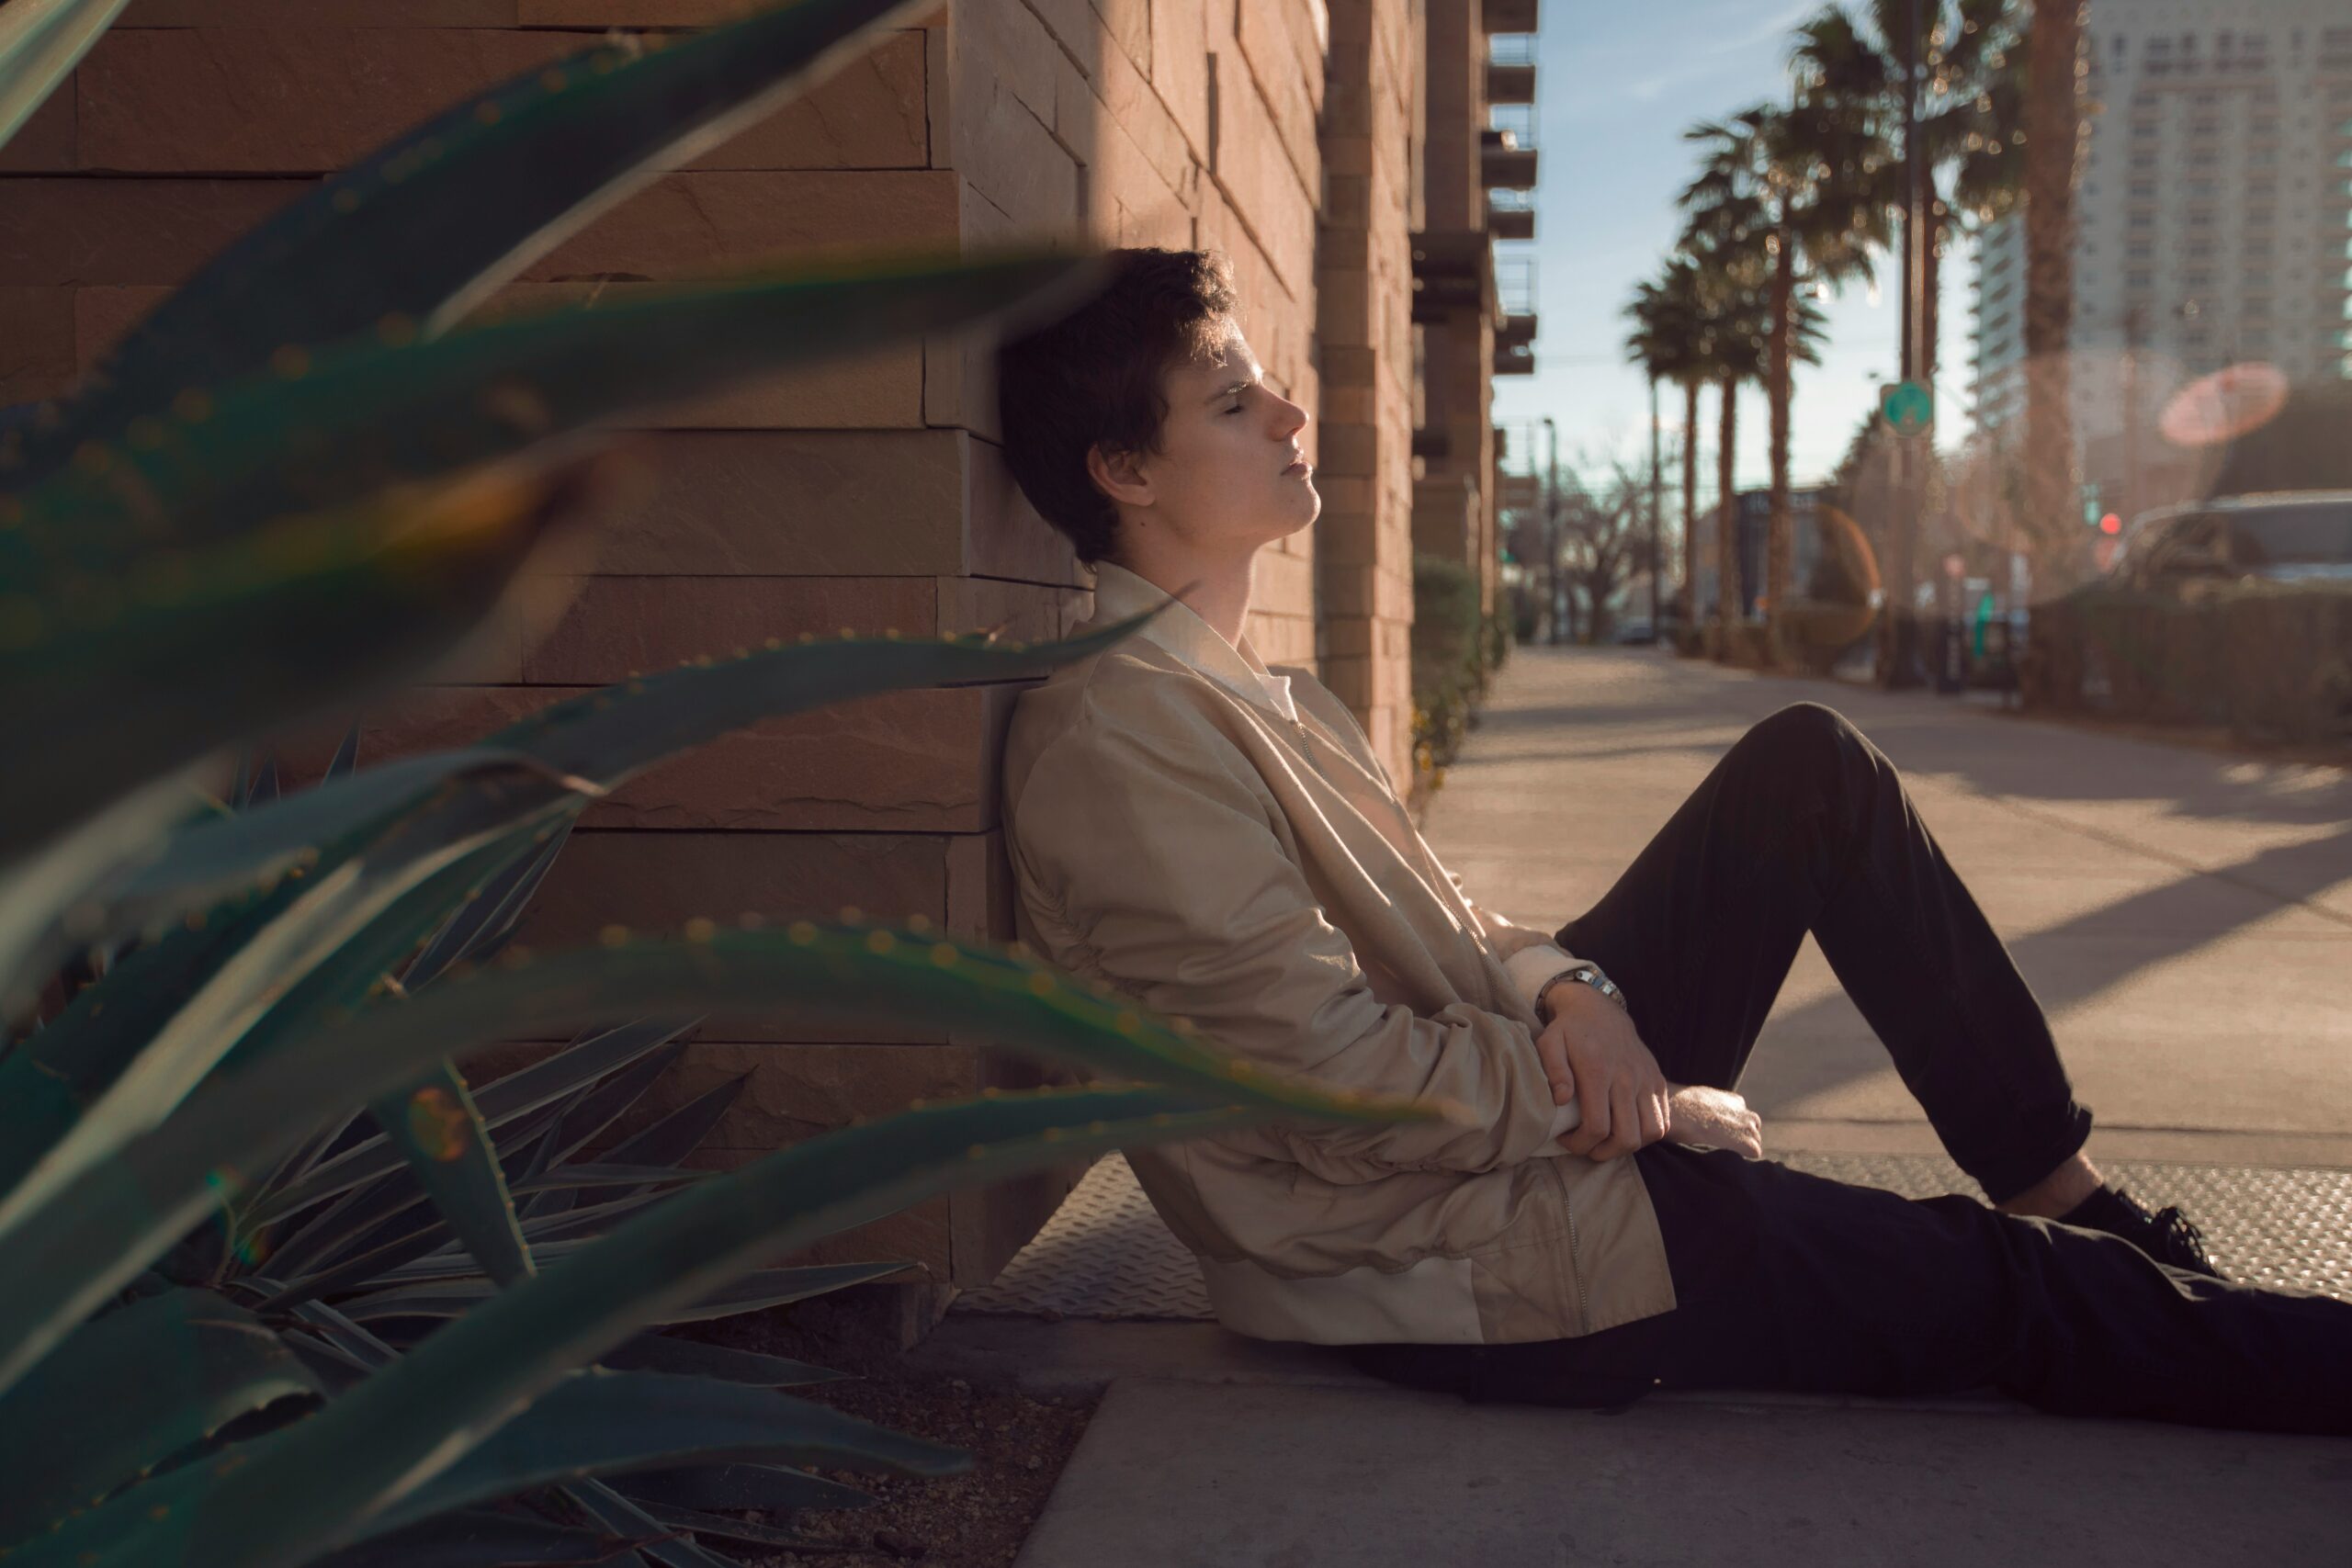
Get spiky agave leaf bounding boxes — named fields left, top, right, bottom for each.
left=0, top=605, right=1172, bottom=1240
left=0, top=0, right=130, bottom=156
left=13, top=1089, right=1268, bottom=1568
left=11, top=253, right=1094, bottom=578
left=0, top=926, right=1443, bottom=1397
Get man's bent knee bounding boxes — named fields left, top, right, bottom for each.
left=1735, top=703, right=1865, bottom=782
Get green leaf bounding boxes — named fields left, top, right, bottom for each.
left=310, top=1511, right=631, bottom=1568
left=17, top=254, right=1096, bottom=575
left=13, top=1089, right=1279, bottom=1568
left=613, top=1462, right=871, bottom=1517
left=402, top=814, right=574, bottom=987
left=599, top=1337, right=849, bottom=1390
left=0, top=767, right=209, bottom=1023
left=0, top=454, right=589, bottom=866
left=247, top=1020, right=695, bottom=1232
left=0, top=927, right=1435, bottom=1398
left=360, top=1061, right=534, bottom=1289
left=335, top=1263, right=908, bottom=1326
left=0, top=810, right=564, bottom=1249
left=0, top=0, right=131, bottom=156
left=0, top=1288, right=317, bottom=1548
left=560, top=1479, right=746, bottom=1568
left=6, top=604, right=1164, bottom=1230
left=31, top=0, right=932, bottom=476
left=403, top=1369, right=964, bottom=1514
left=624, top=1498, right=834, bottom=1553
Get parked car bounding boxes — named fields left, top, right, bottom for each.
left=1613, top=617, right=1656, bottom=644
left=2116, top=491, right=2352, bottom=588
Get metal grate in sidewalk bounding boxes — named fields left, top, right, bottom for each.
left=950, top=1152, right=2352, bottom=1321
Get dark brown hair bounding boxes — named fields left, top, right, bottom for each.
left=995, top=247, right=1238, bottom=564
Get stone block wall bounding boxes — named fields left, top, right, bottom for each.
left=1, top=0, right=1472, bottom=1310
left=1317, top=0, right=1420, bottom=785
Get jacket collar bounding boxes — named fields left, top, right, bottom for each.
left=1085, top=560, right=1292, bottom=718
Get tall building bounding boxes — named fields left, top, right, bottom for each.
left=1967, top=2, right=2352, bottom=515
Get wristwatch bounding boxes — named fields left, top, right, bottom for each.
left=1533, top=962, right=1627, bottom=1027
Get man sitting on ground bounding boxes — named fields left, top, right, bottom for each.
left=992, top=247, right=2349, bottom=1433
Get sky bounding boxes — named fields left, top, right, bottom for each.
left=1495, top=0, right=1969, bottom=496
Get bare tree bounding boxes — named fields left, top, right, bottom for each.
left=1557, top=453, right=1657, bottom=642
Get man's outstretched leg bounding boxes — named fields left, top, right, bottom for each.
left=1351, top=1145, right=2352, bottom=1434
left=1553, top=702, right=2212, bottom=1272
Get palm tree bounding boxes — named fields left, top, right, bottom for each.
left=1622, top=256, right=1713, bottom=634
left=2019, top=0, right=2082, bottom=601
left=1791, top=0, right=2026, bottom=400
left=1682, top=104, right=1880, bottom=647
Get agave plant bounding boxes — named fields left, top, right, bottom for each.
left=0, top=5, right=1444, bottom=1566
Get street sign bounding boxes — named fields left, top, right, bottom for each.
left=1879, top=379, right=1933, bottom=434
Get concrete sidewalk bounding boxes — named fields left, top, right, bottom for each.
left=1423, top=646, right=2352, bottom=1169
left=946, top=647, right=2352, bottom=1568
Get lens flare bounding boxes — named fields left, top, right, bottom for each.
left=2157, top=361, right=2290, bottom=449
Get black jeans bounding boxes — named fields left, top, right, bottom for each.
left=1349, top=704, right=2352, bottom=1434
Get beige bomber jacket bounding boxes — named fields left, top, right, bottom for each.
left=1001, top=562, right=1675, bottom=1344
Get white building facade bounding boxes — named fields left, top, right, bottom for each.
left=1967, top=2, right=2352, bottom=516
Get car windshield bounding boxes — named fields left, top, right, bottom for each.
left=2226, top=501, right=2352, bottom=568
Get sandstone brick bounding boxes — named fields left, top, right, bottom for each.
left=77, top=29, right=571, bottom=174
left=0, top=179, right=302, bottom=286
left=1237, top=0, right=1321, bottom=193
left=965, top=433, right=1087, bottom=586
left=1091, top=0, right=1151, bottom=77
left=0, top=83, right=73, bottom=173
left=951, top=1155, right=1084, bottom=1284
left=920, top=179, right=1012, bottom=440
left=944, top=829, right=1013, bottom=943
left=473, top=282, right=924, bottom=430
left=683, top=1140, right=956, bottom=1278
left=562, top=431, right=967, bottom=576
left=72, top=285, right=168, bottom=374
left=515, top=829, right=955, bottom=1041
left=528, top=171, right=958, bottom=283
left=950, top=0, right=1057, bottom=129
left=1251, top=544, right=1315, bottom=618
left=949, top=60, right=1080, bottom=232
left=1078, top=7, right=1194, bottom=203
left=0, top=288, right=75, bottom=404
left=935, top=576, right=1090, bottom=644
left=523, top=575, right=940, bottom=681
left=1206, top=51, right=1313, bottom=299
left=356, top=680, right=1012, bottom=831
left=1148, top=0, right=1209, bottom=161
left=124, top=1, right=518, bottom=21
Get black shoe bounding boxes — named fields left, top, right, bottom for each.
left=2058, top=1185, right=2225, bottom=1280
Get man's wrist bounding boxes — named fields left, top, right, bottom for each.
left=1533, top=963, right=1628, bottom=1027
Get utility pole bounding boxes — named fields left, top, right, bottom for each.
left=1543, top=415, right=1561, bottom=646
left=1880, top=0, right=1928, bottom=690
left=2120, top=301, right=2144, bottom=532
left=1648, top=375, right=1664, bottom=641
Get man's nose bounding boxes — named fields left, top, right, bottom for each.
left=1269, top=392, right=1308, bottom=439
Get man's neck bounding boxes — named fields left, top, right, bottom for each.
left=1113, top=543, right=1258, bottom=649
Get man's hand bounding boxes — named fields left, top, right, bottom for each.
left=1662, top=1084, right=1764, bottom=1159
left=1533, top=981, right=1669, bottom=1161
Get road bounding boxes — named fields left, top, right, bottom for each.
left=1421, top=645, right=2352, bottom=1168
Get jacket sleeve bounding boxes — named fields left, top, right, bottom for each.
left=1440, top=866, right=1582, bottom=1008
left=1011, top=710, right=1567, bottom=1178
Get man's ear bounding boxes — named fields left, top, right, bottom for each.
left=1086, top=443, right=1153, bottom=510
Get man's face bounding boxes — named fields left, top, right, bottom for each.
left=1125, top=321, right=1319, bottom=552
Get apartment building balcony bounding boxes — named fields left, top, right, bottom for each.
left=1494, top=343, right=1537, bottom=376
left=1485, top=0, right=1539, bottom=33
left=1487, top=57, right=1535, bottom=106
left=1487, top=188, right=1535, bottom=241
left=1482, top=128, right=1537, bottom=189
left=1409, top=229, right=1493, bottom=322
